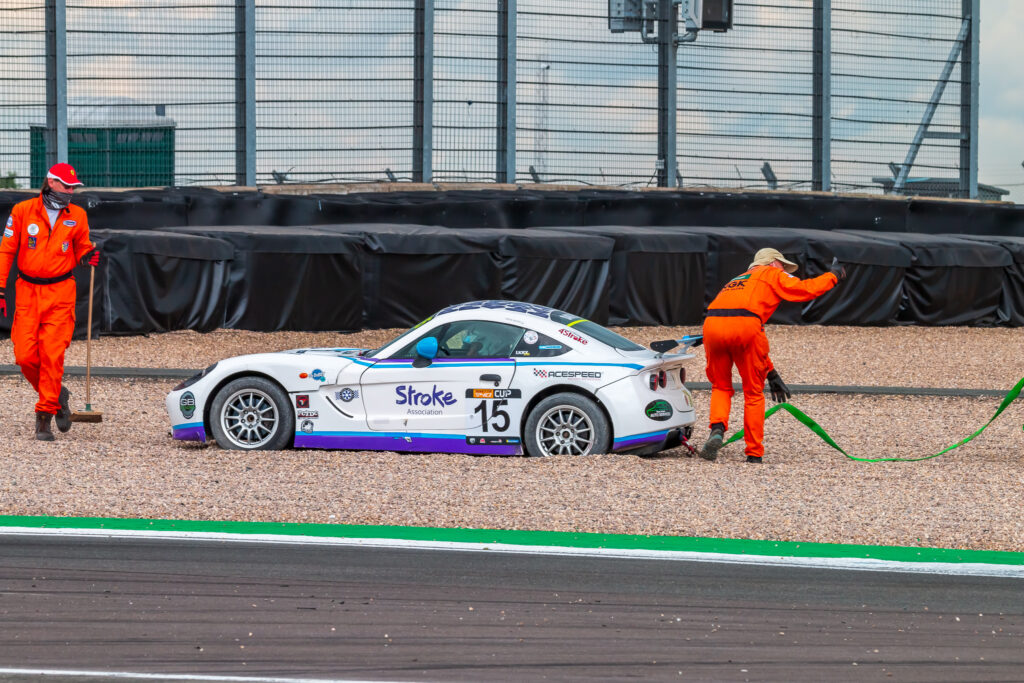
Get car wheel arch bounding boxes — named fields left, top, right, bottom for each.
left=519, top=384, right=614, bottom=447
left=203, top=371, right=293, bottom=443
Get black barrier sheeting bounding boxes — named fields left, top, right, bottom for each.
left=798, top=230, right=912, bottom=326
left=956, top=234, right=1024, bottom=325
left=8, top=187, right=1024, bottom=236
left=96, top=229, right=234, bottom=335
left=497, top=230, right=614, bottom=324
left=315, top=224, right=505, bottom=328
left=842, top=230, right=1012, bottom=326
left=166, top=225, right=363, bottom=331
left=537, top=226, right=707, bottom=325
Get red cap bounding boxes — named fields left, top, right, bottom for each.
left=46, top=163, right=84, bottom=187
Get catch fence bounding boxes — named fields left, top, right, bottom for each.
left=0, top=0, right=980, bottom=197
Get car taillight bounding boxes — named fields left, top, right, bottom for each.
left=679, top=367, right=686, bottom=385
left=649, top=373, right=658, bottom=391
left=658, top=370, right=666, bottom=388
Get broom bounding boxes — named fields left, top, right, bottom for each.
left=70, top=263, right=102, bottom=423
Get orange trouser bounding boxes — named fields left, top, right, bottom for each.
left=702, top=315, right=770, bottom=459
left=12, top=277, right=76, bottom=414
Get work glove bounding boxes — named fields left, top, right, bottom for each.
left=0, top=293, right=6, bottom=318
left=828, top=256, right=847, bottom=281
left=81, top=248, right=100, bottom=267
left=766, top=369, right=791, bottom=403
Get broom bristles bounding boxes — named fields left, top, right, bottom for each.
left=70, top=411, right=103, bottom=423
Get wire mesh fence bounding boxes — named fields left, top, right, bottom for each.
left=831, top=0, right=967, bottom=193
left=0, top=0, right=978, bottom=196
left=0, top=3, right=46, bottom=191
left=677, top=1, right=814, bottom=190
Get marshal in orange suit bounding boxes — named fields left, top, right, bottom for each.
left=699, top=248, right=844, bottom=463
left=0, top=163, right=100, bottom=441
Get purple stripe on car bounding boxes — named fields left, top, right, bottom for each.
left=172, top=425, right=207, bottom=442
left=294, top=433, right=520, bottom=456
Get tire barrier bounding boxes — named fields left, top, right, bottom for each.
left=2, top=188, right=1024, bottom=334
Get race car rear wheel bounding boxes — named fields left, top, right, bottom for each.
left=524, top=392, right=610, bottom=457
left=209, top=376, right=294, bottom=451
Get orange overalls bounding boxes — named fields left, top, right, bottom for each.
left=0, top=195, right=93, bottom=414
left=703, top=265, right=838, bottom=459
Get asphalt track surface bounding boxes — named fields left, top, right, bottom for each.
left=1, top=535, right=1022, bottom=682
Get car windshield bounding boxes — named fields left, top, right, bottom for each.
left=549, top=311, right=645, bottom=351
left=362, top=315, right=435, bottom=357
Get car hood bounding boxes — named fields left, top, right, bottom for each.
left=282, top=347, right=369, bottom=358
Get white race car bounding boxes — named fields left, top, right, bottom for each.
left=166, top=300, right=699, bottom=457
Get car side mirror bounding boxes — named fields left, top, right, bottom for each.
left=413, top=337, right=439, bottom=368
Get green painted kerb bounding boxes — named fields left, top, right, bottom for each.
left=2, top=515, right=1022, bottom=566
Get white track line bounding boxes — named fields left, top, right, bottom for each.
left=0, top=668, right=413, bottom=683
left=2, top=526, right=1022, bottom=579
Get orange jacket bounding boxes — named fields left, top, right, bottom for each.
left=707, top=265, right=838, bottom=324
left=1, top=195, right=93, bottom=283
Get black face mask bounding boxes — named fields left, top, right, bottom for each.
left=42, top=184, right=73, bottom=210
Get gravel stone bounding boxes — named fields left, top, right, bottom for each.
left=0, top=325, right=1021, bottom=552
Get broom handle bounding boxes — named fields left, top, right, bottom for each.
left=85, top=263, right=94, bottom=407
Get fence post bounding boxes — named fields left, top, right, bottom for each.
left=812, top=0, right=831, bottom=192
left=44, top=0, right=68, bottom=169
left=235, top=0, right=256, bottom=187
left=496, top=0, right=516, bottom=184
left=656, top=0, right=678, bottom=188
left=960, top=0, right=979, bottom=199
left=413, top=0, right=434, bottom=183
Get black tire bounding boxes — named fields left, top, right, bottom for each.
left=523, top=392, right=611, bottom=457
left=209, top=376, right=294, bottom=451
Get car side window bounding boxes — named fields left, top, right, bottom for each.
left=511, top=330, right=570, bottom=357
left=390, top=320, right=526, bottom=360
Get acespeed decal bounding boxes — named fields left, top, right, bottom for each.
left=2, top=516, right=1022, bottom=578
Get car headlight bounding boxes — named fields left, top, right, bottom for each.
left=173, top=362, right=218, bottom=392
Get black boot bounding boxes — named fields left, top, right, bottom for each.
left=35, top=411, right=55, bottom=442
left=55, top=386, right=72, bottom=433
left=699, top=424, right=726, bottom=461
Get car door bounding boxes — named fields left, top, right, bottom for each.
left=359, top=319, right=522, bottom=433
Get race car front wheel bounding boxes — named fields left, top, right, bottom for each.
left=209, top=376, right=294, bottom=451
left=524, top=392, right=610, bottom=457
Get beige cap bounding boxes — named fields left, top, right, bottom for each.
left=749, top=247, right=798, bottom=274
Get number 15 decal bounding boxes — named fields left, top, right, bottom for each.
left=466, top=388, right=521, bottom=433
left=474, top=400, right=510, bottom=433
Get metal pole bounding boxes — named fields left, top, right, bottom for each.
left=893, top=18, right=969, bottom=194
left=44, top=0, right=68, bottom=168
left=812, top=0, right=831, bottom=192
left=960, top=0, right=979, bottom=199
left=235, top=0, right=256, bottom=186
left=656, top=0, right=678, bottom=187
left=413, top=0, right=434, bottom=183
left=496, top=0, right=516, bottom=184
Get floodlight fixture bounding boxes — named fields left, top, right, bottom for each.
left=761, top=162, right=778, bottom=190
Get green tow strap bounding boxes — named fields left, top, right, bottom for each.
left=722, top=376, right=1024, bottom=462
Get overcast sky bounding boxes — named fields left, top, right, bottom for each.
left=980, top=0, right=1024, bottom=201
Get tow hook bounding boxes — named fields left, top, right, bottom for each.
left=680, top=433, right=698, bottom=457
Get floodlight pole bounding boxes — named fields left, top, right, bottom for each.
left=959, top=0, right=979, bottom=199
left=413, top=0, right=434, bottom=183
left=496, top=0, right=516, bottom=184
left=811, top=0, right=831, bottom=192
left=44, top=0, right=68, bottom=168
left=656, top=0, right=678, bottom=188
left=235, top=0, right=256, bottom=187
